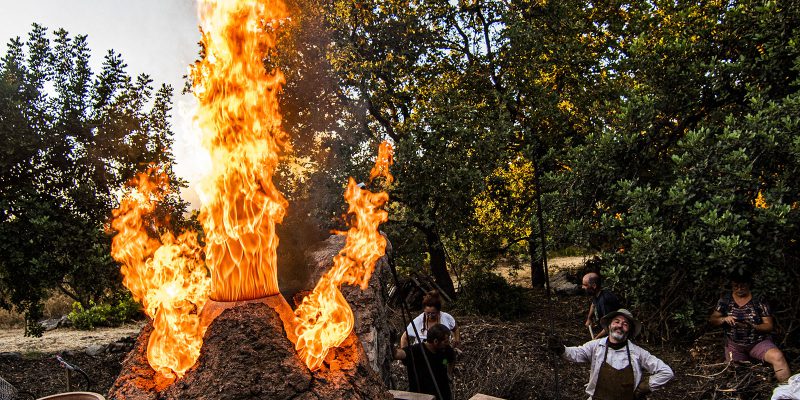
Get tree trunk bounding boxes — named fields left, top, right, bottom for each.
left=419, top=226, right=456, bottom=299
left=530, top=154, right=551, bottom=295
left=529, top=236, right=546, bottom=287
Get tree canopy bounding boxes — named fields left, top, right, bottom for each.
left=281, top=0, right=800, bottom=339
left=3, top=0, right=799, bottom=342
left=0, top=24, right=187, bottom=335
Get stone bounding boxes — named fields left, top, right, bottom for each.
left=0, top=352, right=22, bottom=360
left=550, top=270, right=581, bottom=295
left=85, top=344, right=107, bottom=356
left=389, top=390, right=435, bottom=400
left=469, top=394, right=506, bottom=400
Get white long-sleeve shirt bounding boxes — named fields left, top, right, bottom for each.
left=563, top=337, right=674, bottom=399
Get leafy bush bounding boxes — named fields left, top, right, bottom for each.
left=453, top=269, right=533, bottom=319
left=68, top=293, right=143, bottom=330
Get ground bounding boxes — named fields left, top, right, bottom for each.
left=0, top=259, right=795, bottom=399
left=0, top=324, right=142, bottom=398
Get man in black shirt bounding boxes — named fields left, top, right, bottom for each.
left=393, top=323, right=456, bottom=400
left=583, top=272, right=622, bottom=339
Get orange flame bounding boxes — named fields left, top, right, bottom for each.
left=369, top=141, right=394, bottom=184
left=111, top=0, right=394, bottom=376
left=111, top=169, right=211, bottom=379
left=191, top=0, right=289, bottom=302
left=294, top=142, right=393, bottom=370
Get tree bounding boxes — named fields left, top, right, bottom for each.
left=0, top=25, right=187, bottom=335
left=560, top=0, right=800, bottom=339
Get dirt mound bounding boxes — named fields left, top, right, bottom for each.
left=110, top=302, right=391, bottom=399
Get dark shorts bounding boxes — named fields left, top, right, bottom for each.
left=724, top=338, right=777, bottom=362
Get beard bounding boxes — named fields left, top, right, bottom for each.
left=610, top=329, right=627, bottom=342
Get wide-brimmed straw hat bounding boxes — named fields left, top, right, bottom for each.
left=600, top=309, right=641, bottom=339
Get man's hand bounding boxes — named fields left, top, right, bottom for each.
left=547, top=334, right=565, bottom=355
left=634, top=378, right=651, bottom=399
left=722, top=316, right=737, bottom=326
left=393, top=346, right=406, bottom=360
left=584, top=318, right=593, bottom=328
left=734, top=320, right=753, bottom=329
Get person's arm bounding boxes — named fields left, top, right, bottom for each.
left=451, top=326, right=461, bottom=348
left=585, top=303, right=595, bottom=327
left=709, top=310, right=736, bottom=327
left=593, top=328, right=608, bottom=339
left=400, top=332, right=409, bottom=348
left=563, top=340, right=597, bottom=363
left=747, top=315, right=774, bottom=334
left=638, top=349, right=674, bottom=391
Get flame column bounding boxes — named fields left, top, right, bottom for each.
left=192, top=0, right=290, bottom=302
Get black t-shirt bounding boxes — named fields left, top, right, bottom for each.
left=593, top=289, right=623, bottom=321
left=401, top=343, right=455, bottom=400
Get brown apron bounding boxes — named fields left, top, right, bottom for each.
left=593, top=342, right=635, bottom=400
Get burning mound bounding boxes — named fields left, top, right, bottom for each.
left=109, top=300, right=391, bottom=399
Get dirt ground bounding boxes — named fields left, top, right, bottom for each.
left=0, top=258, right=796, bottom=399
left=0, top=323, right=143, bottom=398
left=496, top=256, right=589, bottom=288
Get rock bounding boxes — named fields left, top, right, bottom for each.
left=0, top=352, right=21, bottom=360
left=551, top=270, right=582, bottom=295
left=38, top=315, right=70, bottom=331
left=85, top=344, right=107, bottom=356
left=108, top=340, right=134, bottom=353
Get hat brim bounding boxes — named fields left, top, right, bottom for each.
left=600, top=309, right=641, bottom=339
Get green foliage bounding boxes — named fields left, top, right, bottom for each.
left=453, top=269, right=533, bottom=319
left=0, top=24, right=188, bottom=335
left=558, top=0, right=800, bottom=339
left=68, top=292, right=142, bottom=330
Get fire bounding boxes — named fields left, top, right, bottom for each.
left=369, top=141, right=394, bottom=184
left=294, top=142, right=393, bottom=370
left=111, top=0, right=393, bottom=376
left=111, top=169, right=211, bottom=378
left=191, top=0, right=289, bottom=302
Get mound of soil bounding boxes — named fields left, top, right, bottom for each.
left=110, top=302, right=391, bottom=400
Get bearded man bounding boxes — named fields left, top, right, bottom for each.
left=549, top=309, right=674, bottom=400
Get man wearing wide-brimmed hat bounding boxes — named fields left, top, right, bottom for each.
left=548, top=309, right=674, bottom=399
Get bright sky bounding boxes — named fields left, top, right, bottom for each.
left=0, top=0, right=207, bottom=208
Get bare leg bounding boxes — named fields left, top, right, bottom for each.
left=764, top=348, right=790, bottom=382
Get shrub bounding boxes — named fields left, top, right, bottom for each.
left=453, top=269, right=533, bottom=319
left=68, top=292, right=143, bottom=330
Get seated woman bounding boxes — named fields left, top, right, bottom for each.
left=708, top=272, right=790, bottom=382
left=400, top=290, right=460, bottom=347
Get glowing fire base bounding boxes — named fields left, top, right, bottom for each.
left=108, top=297, right=392, bottom=399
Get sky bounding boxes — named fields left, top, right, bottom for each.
left=0, top=0, right=207, bottom=208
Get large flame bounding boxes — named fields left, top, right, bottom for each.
left=111, top=169, right=211, bottom=378
left=294, top=143, right=393, bottom=370
left=191, top=0, right=289, bottom=301
left=111, top=0, right=394, bottom=376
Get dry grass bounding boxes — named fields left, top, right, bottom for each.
left=43, top=292, right=74, bottom=319
left=0, top=309, right=24, bottom=329
left=0, top=291, right=75, bottom=329
left=496, top=256, right=589, bottom=288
